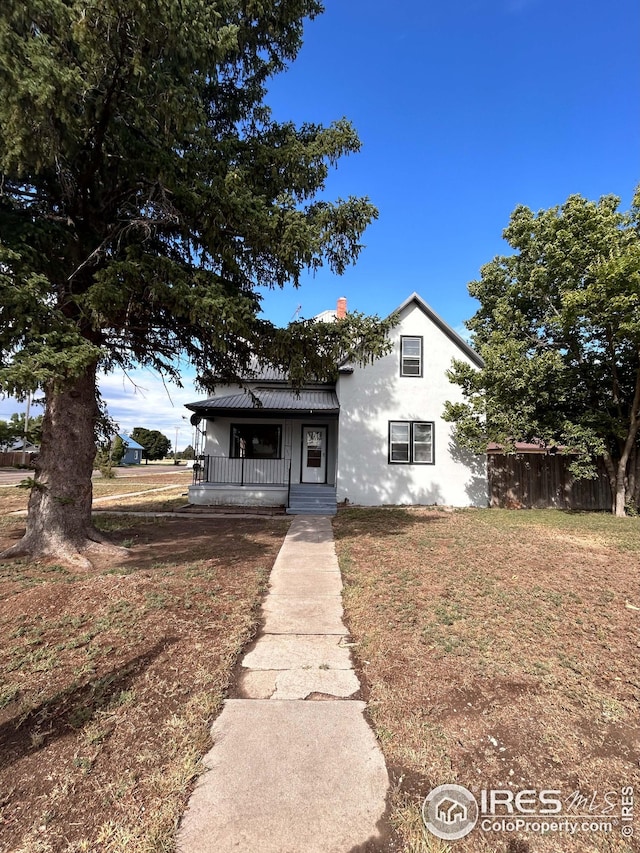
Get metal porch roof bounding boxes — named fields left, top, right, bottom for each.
left=186, top=389, right=339, bottom=417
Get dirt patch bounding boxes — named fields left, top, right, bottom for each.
left=334, top=507, right=640, bottom=853
left=0, top=514, right=289, bottom=852
left=0, top=487, right=30, bottom=515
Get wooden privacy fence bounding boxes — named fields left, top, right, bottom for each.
left=488, top=453, right=611, bottom=511
left=0, top=451, right=37, bottom=468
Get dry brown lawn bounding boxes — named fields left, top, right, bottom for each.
left=3, top=490, right=638, bottom=853
left=0, top=512, right=290, bottom=852
left=333, top=507, right=640, bottom=853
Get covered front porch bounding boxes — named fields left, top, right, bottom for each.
left=186, top=388, right=339, bottom=514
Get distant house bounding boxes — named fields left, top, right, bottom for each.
left=0, top=438, right=40, bottom=466
left=186, top=292, right=487, bottom=514
left=8, top=439, right=39, bottom=453
left=118, top=434, right=144, bottom=465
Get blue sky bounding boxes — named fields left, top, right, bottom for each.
left=258, top=0, right=639, bottom=329
left=2, top=0, right=638, bottom=441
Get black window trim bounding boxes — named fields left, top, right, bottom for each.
left=230, top=422, right=283, bottom=459
left=400, top=335, right=424, bottom=378
left=388, top=420, right=435, bottom=465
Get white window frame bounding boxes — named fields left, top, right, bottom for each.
left=400, top=336, right=423, bottom=377
left=389, top=421, right=411, bottom=463
left=412, top=422, right=434, bottom=464
left=389, top=421, right=434, bottom=465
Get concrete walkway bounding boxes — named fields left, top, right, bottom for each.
left=177, top=515, right=389, bottom=853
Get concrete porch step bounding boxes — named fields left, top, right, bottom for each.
left=289, top=484, right=337, bottom=494
left=286, top=508, right=336, bottom=516
left=287, top=484, right=337, bottom=516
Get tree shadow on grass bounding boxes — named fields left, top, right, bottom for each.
left=91, top=516, right=290, bottom=573
left=0, top=637, right=177, bottom=771
left=332, top=506, right=450, bottom=541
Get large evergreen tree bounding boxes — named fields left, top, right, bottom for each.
left=444, top=190, right=640, bottom=516
left=0, top=1, right=392, bottom=567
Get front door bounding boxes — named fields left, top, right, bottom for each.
left=302, top=426, right=327, bottom=483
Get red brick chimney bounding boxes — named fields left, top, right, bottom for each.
left=336, top=296, right=347, bottom=319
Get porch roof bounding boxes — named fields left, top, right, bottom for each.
left=186, top=389, right=339, bottom=419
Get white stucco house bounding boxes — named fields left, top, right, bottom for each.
left=186, top=293, right=487, bottom=514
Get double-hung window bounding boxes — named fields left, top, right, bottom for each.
left=389, top=422, right=411, bottom=462
left=400, top=336, right=423, bottom=376
left=389, top=421, right=434, bottom=464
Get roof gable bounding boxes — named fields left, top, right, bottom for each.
left=392, top=292, right=483, bottom=368
left=118, top=434, right=144, bottom=450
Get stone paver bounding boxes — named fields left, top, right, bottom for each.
left=177, top=701, right=388, bottom=853
left=268, top=569, right=343, bottom=597
left=241, top=633, right=353, bottom=670
left=236, top=667, right=361, bottom=699
left=262, top=595, right=345, bottom=634
left=177, top=515, right=389, bottom=852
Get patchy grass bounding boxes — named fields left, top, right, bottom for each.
left=333, top=508, right=640, bottom=853
left=93, top=489, right=190, bottom=514
left=0, top=514, right=289, bottom=852
left=92, top=471, right=190, bottom=493
left=0, top=471, right=192, bottom=517
left=0, top=486, right=30, bottom=514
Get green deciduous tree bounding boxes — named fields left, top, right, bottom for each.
left=0, top=1, right=393, bottom=567
left=111, top=435, right=125, bottom=466
left=444, top=189, right=640, bottom=517
left=131, top=428, right=171, bottom=461
left=0, top=412, right=44, bottom=448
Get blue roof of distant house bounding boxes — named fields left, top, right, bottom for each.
left=118, top=434, right=145, bottom=450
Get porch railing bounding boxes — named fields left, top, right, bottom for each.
left=192, top=455, right=291, bottom=487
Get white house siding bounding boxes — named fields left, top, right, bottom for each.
left=335, top=300, right=487, bottom=507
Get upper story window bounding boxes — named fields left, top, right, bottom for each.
left=400, top=336, right=423, bottom=376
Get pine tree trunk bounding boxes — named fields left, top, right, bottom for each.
left=1, top=366, right=128, bottom=569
